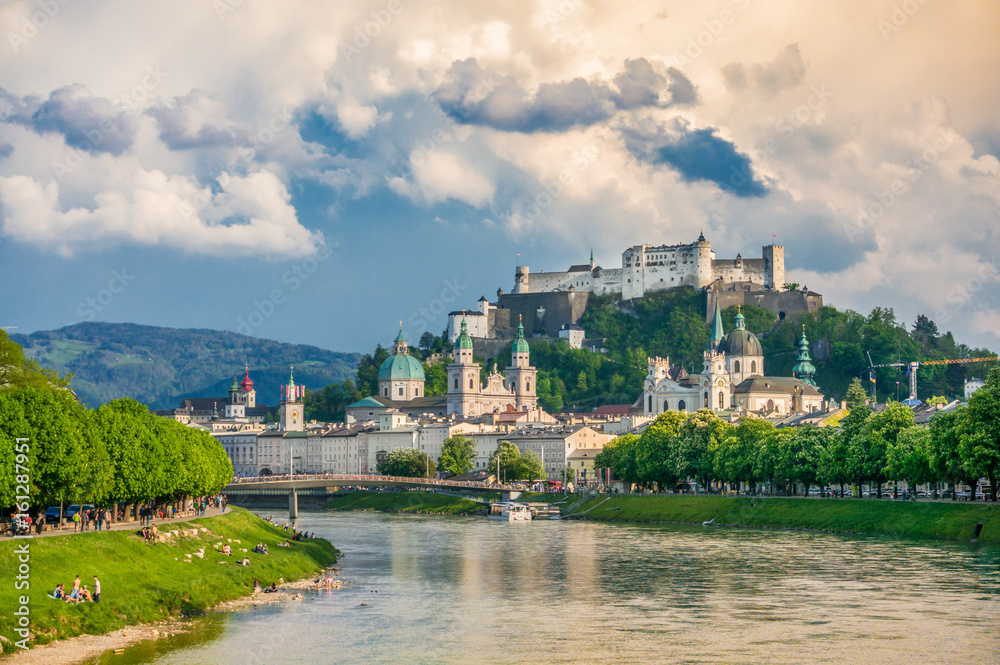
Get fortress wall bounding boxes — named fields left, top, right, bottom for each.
left=497, top=291, right=590, bottom=337
left=708, top=289, right=824, bottom=323
left=711, top=258, right=769, bottom=285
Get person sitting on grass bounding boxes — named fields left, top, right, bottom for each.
left=80, top=585, right=93, bottom=602
left=67, top=575, right=81, bottom=602
left=49, top=584, right=65, bottom=600
left=222, top=544, right=232, bottom=556
left=240, top=558, right=251, bottom=567
left=253, top=578, right=261, bottom=593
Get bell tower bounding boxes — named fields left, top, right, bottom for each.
left=280, top=366, right=304, bottom=432
left=447, top=318, right=481, bottom=416
left=504, top=316, right=538, bottom=410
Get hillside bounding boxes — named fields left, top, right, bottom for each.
left=11, top=322, right=360, bottom=409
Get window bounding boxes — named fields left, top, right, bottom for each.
left=734, top=360, right=741, bottom=373
left=663, top=400, right=669, bottom=412
left=469, top=378, right=474, bottom=389
left=398, top=387, right=403, bottom=397
left=704, top=392, right=708, bottom=408
left=648, top=395, right=653, bottom=412
left=751, top=361, right=757, bottom=374
left=719, top=391, right=725, bottom=408
left=526, top=381, right=531, bottom=392
left=384, top=388, right=388, bottom=397
left=454, top=378, right=459, bottom=390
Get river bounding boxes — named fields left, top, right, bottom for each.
left=86, top=511, right=1000, bottom=664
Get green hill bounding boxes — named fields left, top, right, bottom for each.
left=11, top=322, right=360, bottom=409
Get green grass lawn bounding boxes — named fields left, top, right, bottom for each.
left=565, top=495, right=1000, bottom=543
left=517, top=492, right=572, bottom=504
left=324, top=491, right=486, bottom=514
left=0, top=508, right=338, bottom=653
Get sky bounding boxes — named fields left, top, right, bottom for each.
left=0, top=0, right=998, bottom=355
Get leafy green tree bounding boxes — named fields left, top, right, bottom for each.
left=845, top=378, right=869, bottom=410
left=929, top=409, right=973, bottom=501
left=885, top=426, right=933, bottom=493
left=487, top=441, right=522, bottom=482
left=636, top=411, right=687, bottom=490
left=0, top=329, right=72, bottom=392
left=960, top=367, right=1000, bottom=501
left=377, top=448, right=435, bottom=478
left=438, top=435, right=476, bottom=476
left=595, top=434, right=641, bottom=489
left=818, top=431, right=852, bottom=495
left=355, top=345, right=390, bottom=397
left=858, top=402, right=915, bottom=497
left=512, top=450, right=545, bottom=481
left=717, top=418, right=774, bottom=493
left=778, top=425, right=830, bottom=495
left=676, top=410, right=731, bottom=492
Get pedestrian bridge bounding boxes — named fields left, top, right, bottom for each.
left=224, top=474, right=518, bottom=519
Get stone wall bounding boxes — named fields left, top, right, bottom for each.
left=498, top=290, right=591, bottom=337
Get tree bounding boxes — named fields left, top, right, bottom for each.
left=717, top=418, right=774, bottom=493
left=960, top=367, right=1000, bottom=501
left=487, top=441, right=522, bottom=482
left=355, top=345, right=390, bottom=397
left=377, top=448, right=435, bottom=478
left=676, top=410, right=731, bottom=492
left=929, top=409, right=972, bottom=501
left=438, top=435, right=476, bottom=476
left=777, top=425, right=829, bottom=495
left=595, top=434, right=641, bottom=489
left=512, top=450, right=545, bottom=481
left=0, top=329, right=72, bottom=392
left=418, top=332, right=435, bottom=352
left=885, top=426, right=933, bottom=493
left=845, top=378, right=869, bottom=410
left=819, top=431, right=851, bottom=495
left=636, top=411, right=687, bottom=490
left=858, top=402, right=915, bottom=497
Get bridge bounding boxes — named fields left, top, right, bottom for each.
left=224, top=474, right=518, bottom=519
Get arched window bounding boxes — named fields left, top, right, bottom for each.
left=704, top=392, right=709, bottom=407
left=719, top=391, right=725, bottom=408
left=766, top=399, right=774, bottom=411
left=751, top=361, right=757, bottom=374
left=383, top=388, right=388, bottom=397
left=453, top=378, right=459, bottom=390
left=469, top=378, right=474, bottom=389
left=663, top=400, right=669, bottom=412
left=648, top=395, right=653, bottom=412
left=526, top=380, right=531, bottom=392
left=678, top=399, right=686, bottom=411
left=734, top=360, right=741, bottom=373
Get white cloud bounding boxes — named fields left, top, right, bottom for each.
left=389, top=150, right=495, bottom=207
left=0, top=169, right=322, bottom=258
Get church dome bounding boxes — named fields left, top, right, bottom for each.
left=719, top=328, right=763, bottom=357
left=239, top=368, right=254, bottom=392
left=512, top=319, right=529, bottom=354
left=378, top=353, right=425, bottom=381
left=456, top=318, right=474, bottom=350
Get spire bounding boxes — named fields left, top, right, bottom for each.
left=590, top=249, right=595, bottom=269
left=394, top=321, right=405, bottom=344
left=285, top=365, right=297, bottom=401
left=707, top=295, right=724, bottom=351
left=792, top=324, right=817, bottom=386
left=698, top=230, right=706, bottom=242
left=734, top=305, right=746, bottom=330
left=513, top=313, right=530, bottom=355
left=456, top=315, right=473, bottom=350
left=240, top=363, right=254, bottom=392
left=393, top=322, right=408, bottom=355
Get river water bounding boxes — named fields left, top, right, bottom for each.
left=88, top=511, right=1000, bottom=665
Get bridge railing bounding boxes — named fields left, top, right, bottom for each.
left=225, top=473, right=514, bottom=492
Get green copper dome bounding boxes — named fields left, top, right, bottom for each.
left=229, top=377, right=240, bottom=392
left=456, top=318, right=474, bottom=350
left=378, top=353, right=425, bottom=381
left=513, top=319, right=530, bottom=354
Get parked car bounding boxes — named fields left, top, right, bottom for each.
left=954, top=491, right=971, bottom=501
left=65, top=504, right=95, bottom=519
left=45, top=507, right=63, bottom=524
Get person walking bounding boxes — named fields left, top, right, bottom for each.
left=95, top=509, right=102, bottom=531
left=93, top=576, right=101, bottom=603
left=81, top=508, right=90, bottom=532
left=73, top=511, right=81, bottom=532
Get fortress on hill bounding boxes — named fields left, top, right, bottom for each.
left=512, top=232, right=785, bottom=298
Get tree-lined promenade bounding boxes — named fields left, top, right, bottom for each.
left=596, top=372, right=1000, bottom=501
left=0, top=388, right=233, bottom=526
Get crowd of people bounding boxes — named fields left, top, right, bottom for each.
left=49, top=575, right=101, bottom=604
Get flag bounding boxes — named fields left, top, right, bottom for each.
left=772, top=234, right=776, bottom=238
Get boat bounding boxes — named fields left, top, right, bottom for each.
left=487, top=502, right=533, bottom=521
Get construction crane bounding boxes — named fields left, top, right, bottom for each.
left=870, top=356, right=998, bottom=403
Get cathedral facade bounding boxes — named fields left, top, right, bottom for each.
left=446, top=318, right=538, bottom=417
left=641, top=302, right=823, bottom=417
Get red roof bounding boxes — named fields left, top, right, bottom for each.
left=240, top=368, right=254, bottom=392
left=591, top=404, right=632, bottom=417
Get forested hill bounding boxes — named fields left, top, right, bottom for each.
left=11, top=323, right=360, bottom=409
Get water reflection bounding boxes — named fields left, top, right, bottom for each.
left=90, top=512, right=1000, bottom=665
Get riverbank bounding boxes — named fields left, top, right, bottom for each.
left=564, top=495, right=1000, bottom=543
left=0, top=507, right=338, bottom=657
left=323, top=490, right=491, bottom=514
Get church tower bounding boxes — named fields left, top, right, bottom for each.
left=225, top=376, right=246, bottom=419
left=701, top=300, right=731, bottom=410
left=719, top=306, right=764, bottom=384
left=504, top=317, right=538, bottom=410
left=792, top=325, right=818, bottom=386
left=280, top=366, right=304, bottom=432
left=447, top=318, right=482, bottom=416
left=239, top=364, right=256, bottom=408
left=377, top=325, right=426, bottom=401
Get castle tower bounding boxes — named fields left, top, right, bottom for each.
left=763, top=244, right=785, bottom=290
left=447, top=318, right=482, bottom=416
left=792, top=324, right=817, bottom=386
left=280, top=366, right=304, bottom=432
left=695, top=231, right=714, bottom=288
left=504, top=317, right=538, bottom=410
left=513, top=266, right=530, bottom=294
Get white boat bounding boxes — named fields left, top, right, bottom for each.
left=487, top=502, right=533, bottom=521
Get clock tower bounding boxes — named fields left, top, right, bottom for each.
left=280, top=366, right=304, bottom=432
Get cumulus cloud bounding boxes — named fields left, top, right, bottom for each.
left=432, top=58, right=697, bottom=133
left=722, top=45, right=807, bottom=97
left=623, top=119, right=768, bottom=197
left=388, top=151, right=494, bottom=207
left=0, top=169, right=323, bottom=258
left=1, top=85, right=138, bottom=155
left=147, top=90, right=244, bottom=150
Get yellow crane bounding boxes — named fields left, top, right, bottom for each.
left=871, top=357, right=998, bottom=403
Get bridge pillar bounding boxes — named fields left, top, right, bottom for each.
left=289, top=488, right=298, bottom=520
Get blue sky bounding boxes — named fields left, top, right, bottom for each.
left=1, top=1, right=998, bottom=354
